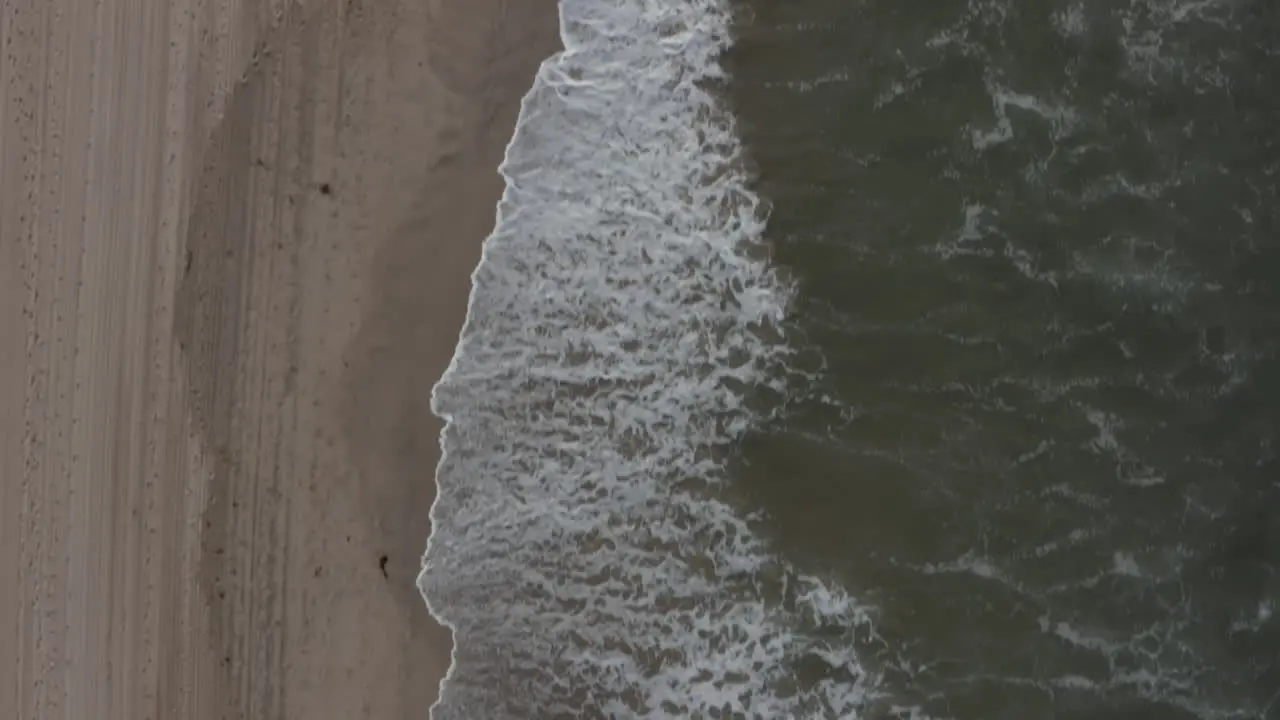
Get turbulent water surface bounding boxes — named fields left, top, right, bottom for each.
left=425, top=0, right=1280, bottom=717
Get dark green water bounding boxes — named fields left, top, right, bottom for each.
left=726, top=1, right=1280, bottom=717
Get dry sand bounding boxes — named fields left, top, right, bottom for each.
left=0, top=0, right=558, bottom=717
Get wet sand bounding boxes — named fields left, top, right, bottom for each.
left=0, top=0, right=558, bottom=717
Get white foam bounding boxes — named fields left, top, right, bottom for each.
left=421, top=0, right=874, bottom=717
left=969, top=77, right=1079, bottom=151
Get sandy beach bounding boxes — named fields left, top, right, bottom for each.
left=0, top=0, right=557, bottom=717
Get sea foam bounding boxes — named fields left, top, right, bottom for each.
left=421, top=0, right=875, bottom=717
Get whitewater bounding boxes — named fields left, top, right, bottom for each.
left=420, top=0, right=877, bottom=717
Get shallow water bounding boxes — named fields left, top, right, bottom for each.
left=424, top=1, right=870, bottom=717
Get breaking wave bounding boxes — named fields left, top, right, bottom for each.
left=422, top=0, right=875, bottom=717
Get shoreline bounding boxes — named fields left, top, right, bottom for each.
left=1, top=0, right=559, bottom=718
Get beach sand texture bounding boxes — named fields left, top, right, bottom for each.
left=0, top=0, right=558, bottom=718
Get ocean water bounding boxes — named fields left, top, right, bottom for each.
left=423, top=0, right=1280, bottom=718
